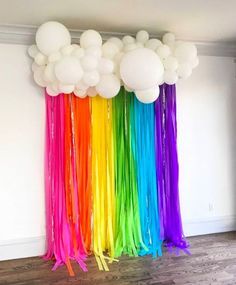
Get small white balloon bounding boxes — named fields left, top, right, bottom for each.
left=34, top=52, right=47, bottom=66
left=156, top=45, right=171, bottom=60
left=96, top=74, right=120, bottom=98
left=55, top=56, right=83, bottom=84
left=122, top=35, right=135, bottom=45
left=31, top=62, right=39, bottom=72
left=145, top=39, right=162, bottom=50
left=44, top=63, right=56, bottom=82
left=87, top=87, right=97, bottom=97
left=48, top=52, right=61, bottom=63
left=136, top=42, right=144, bottom=48
left=72, top=47, right=85, bottom=59
left=36, top=21, right=71, bottom=56
left=74, top=88, right=87, bottom=98
left=120, top=48, right=164, bottom=90
left=162, top=33, right=175, bottom=45
left=124, top=43, right=138, bottom=52
left=98, top=58, right=114, bottom=74
left=80, top=55, right=98, bottom=71
left=174, top=42, right=197, bottom=62
left=85, top=46, right=102, bottom=58
left=76, top=80, right=89, bottom=90
left=191, top=57, right=199, bottom=68
left=61, top=44, right=75, bottom=55
left=28, top=45, right=39, bottom=58
left=83, top=70, right=100, bottom=86
left=135, top=86, right=160, bottom=104
left=164, top=70, right=178, bottom=85
left=58, top=84, right=75, bottom=94
left=177, top=63, right=192, bottom=79
left=33, top=67, right=46, bottom=87
left=102, top=42, right=119, bottom=59
left=80, top=30, right=102, bottom=48
left=163, top=56, right=178, bottom=71
left=107, top=37, right=124, bottom=51
left=136, top=30, right=149, bottom=43
left=46, top=84, right=59, bottom=96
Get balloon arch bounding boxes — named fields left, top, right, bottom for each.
left=28, top=21, right=198, bottom=276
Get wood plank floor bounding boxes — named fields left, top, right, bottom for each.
left=1, top=232, right=236, bottom=285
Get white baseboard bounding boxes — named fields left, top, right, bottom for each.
left=0, top=216, right=235, bottom=261
left=183, top=215, right=236, bottom=237
left=0, top=236, right=45, bottom=261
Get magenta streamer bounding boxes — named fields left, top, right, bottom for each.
left=155, top=84, right=189, bottom=252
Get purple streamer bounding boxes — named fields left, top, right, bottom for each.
left=155, top=84, right=189, bottom=251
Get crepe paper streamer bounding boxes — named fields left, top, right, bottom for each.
left=44, top=92, right=87, bottom=276
left=155, top=84, right=189, bottom=252
left=91, top=96, right=117, bottom=271
left=112, top=88, right=146, bottom=257
left=130, top=93, right=162, bottom=257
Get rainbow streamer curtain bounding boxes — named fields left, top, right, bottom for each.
left=44, top=85, right=188, bottom=276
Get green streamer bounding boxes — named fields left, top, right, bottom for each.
left=113, top=88, right=145, bottom=257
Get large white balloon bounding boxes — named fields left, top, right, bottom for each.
left=96, top=74, right=120, bottom=98
left=83, top=70, right=100, bottom=86
left=120, top=48, right=164, bottom=90
left=55, top=56, right=83, bottom=84
left=80, top=30, right=102, bottom=48
left=174, top=42, right=197, bottom=62
left=36, top=21, right=71, bottom=56
left=135, top=86, right=160, bottom=103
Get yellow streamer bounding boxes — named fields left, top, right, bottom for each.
left=91, top=96, right=117, bottom=271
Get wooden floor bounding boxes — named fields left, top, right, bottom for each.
left=1, top=232, right=236, bottom=285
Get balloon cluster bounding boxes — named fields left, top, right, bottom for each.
left=28, top=21, right=198, bottom=103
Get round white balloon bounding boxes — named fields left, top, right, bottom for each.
left=174, top=42, right=197, bottom=62
left=145, top=39, right=162, bottom=50
left=28, top=45, right=39, bottom=58
left=44, top=63, right=56, bottom=82
left=108, top=37, right=124, bottom=51
left=156, top=45, right=171, bottom=60
left=102, top=42, right=119, bottom=59
left=136, top=30, right=149, bottom=43
left=61, top=44, right=75, bottom=55
left=83, top=70, right=100, bottom=86
left=164, top=70, right=178, bottom=85
left=74, top=88, right=87, bottom=98
left=36, top=21, right=71, bottom=56
left=120, top=47, right=164, bottom=90
left=80, top=55, right=98, bottom=71
left=72, top=47, right=85, bottom=59
left=122, top=35, right=135, bottom=45
left=96, top=74, right=120, bottom=98
left=48, top=52, right=61, bottom=63
left=46, top=85, right=59, bottom=96
left=135, top=86, right=160, bottom=104
left=58, top=84, right=74, bottom=94
left=33, top=67, right=46, bottom=87
left=98, top=58, right=114, bottom=74
left=162, top=33, right=175, bottom=45
left=76, top=80, right=89, bottom=90
left=55, top=56, right=83, bottom=84
left=80, top=30, right=102, bottom=48
left=163, top=56, right=178, bottom=71
left=34, top=53, right=47, bottom=66
left=124, top=43, right=137, bottom=52
left=85, top=46, right=102, bottom=58
left=177, top=63, right=192, bottom=79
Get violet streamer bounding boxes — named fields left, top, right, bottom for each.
left=155, top=84, right=189, bottom=252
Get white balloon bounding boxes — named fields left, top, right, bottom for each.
left=33, top=67, right=46, bottom=87
left=72, top=47, right=85, bottom=59
left=102, top=42, right=119, bottom=59
left=174, top=42, right=197, bottom=62
left=74, top=88, right=87, bottom=98
left=163, top=56, right=178, bottom=71
left=96, top=74, right=120, bottom=98
left=48, top=52, right=61, bottom=63
left=83, top=70, right=100, bottom=86
left=46, top=84, right=59, bottom=96
left=145, top=39, right=162, bottom=50
left=135, top=86, right=160, bottom=104
left=80, top=30, right=102, bottom=48
left=164, top=70, right=178, bottom=85
left=107, top=37, right=124, bottom=51
left=31, top=62, right=40, bottom=72
left=28, top=45, right=39, bottom=58
left=58, top=84, right=74, bottom=94
left=76, top=81, right=89, bottom=91
left=120, top=48, right=164, bottom=90
left=177, top=63, right=192, bottom=79
left=136, top=30, right=149, bottom=43
left=98, top=58, right=114, bottom=74
left=80, top=55, right=98, bottom=71
left=36, top=21, right=71, bottom=56
left=162, top=33, right=175, bottom=44
left=124, top=85, right=133, bottom=92
left=55, top=56, right=83, bottom=84
left=87, top=87, right=97, bottom=97
left=122, top=35, right=135, bottom=45
left=136, top=42, right=144, bottom=48
left=34, top=52, right=47, bottom=66
left=44, top=63, right=56, bottom=82
left=191, top=57, right=199, bottom=68
left=85, top=46, right=102, bottom=58
left=156, top=45, right=171, bottom=60
left=61, top=44, right=75, bottom=55
left=124, top=43, right=138, bottom=52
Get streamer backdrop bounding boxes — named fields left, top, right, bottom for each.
left=44, top=85, right=188, bottom=276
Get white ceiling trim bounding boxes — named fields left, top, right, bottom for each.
left=0, top=24, right=236, bottom=57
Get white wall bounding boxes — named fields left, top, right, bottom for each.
left=0, top=44, right=236, bottom=260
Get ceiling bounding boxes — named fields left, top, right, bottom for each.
left=1, top=0, right=236, bottom=43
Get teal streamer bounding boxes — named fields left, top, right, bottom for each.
left=130, top=93, right=162, bottom=257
